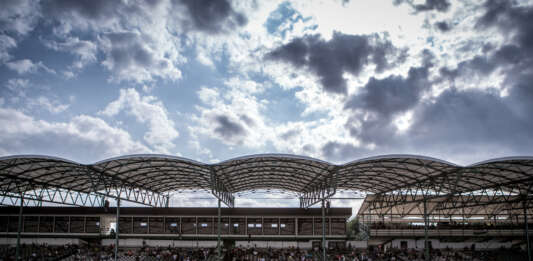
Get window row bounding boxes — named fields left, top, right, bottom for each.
left=0, top=216, right=100, bottom=233
left=0, top=216, right=346, bottom=235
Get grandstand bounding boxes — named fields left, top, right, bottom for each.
left=1, top=154, right=532, bottom=261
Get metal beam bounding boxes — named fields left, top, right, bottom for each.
left=210, top=168, right=235, bottom=208
left=300, top=170, right=337, bottom=208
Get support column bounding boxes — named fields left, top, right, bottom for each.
left=295, top=218, right=298, bottom=236
left=423, top=198, right=429, bottom=261
left=322, top=199, right=326, bottom=261
left=16, top=195, right=23, bottom=261
left=217, top=199, right=222, bottom=261
left=524, top=200, right=531, bottom=261
left=115, top=198, right=120, bottom=261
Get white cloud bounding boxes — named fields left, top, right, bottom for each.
left=0, top=35, right=17, bottom=62
left=98, top=31, right=183, bottom=83
left=100, top=88, right=179, bottom=153
left=40, top=0, right=186, bottom=84
left=5, top=78, right=30, bottom=92
left=42, top=36, right=97, bottom=70
left=0, top=0, right=40, bottom=36
left=28, top=96, right=69, bottom=114
left=191, top=77, right=273, bottom=148
left=0, top=107, right=151, bottom=163
left=5, top=59, right=55, bottom=74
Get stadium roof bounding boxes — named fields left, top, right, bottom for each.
left=1, top=154, right=533, bottom=207
left=2, top=154, right=533, bottom=194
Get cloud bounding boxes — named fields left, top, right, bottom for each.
left=435, top=21, right=451, bottom=32
left=5, top=59, right=55, bottom=74
left=343, top=51, right=433, bottom=145
left=406, top=87, right=533, bottom=159
left=0, top=0, right=40, bottom=36
left=0, top=35, right=17, bottom=63
left=38, top=0, right=248, bottom=84
left=179, top=0, right=247, bottom=33
left=5, top=78, right=30, bottom=92
left=394, top=0, right=451, bottom=13
left=190, top=78, right=274, bottom=149
left=27, top=96, right=69, bottom=114
left=41, top=0, right=185, bottom=84
left=266, top=32, right=403, bottom=94
left=98, top=32, right=182, bottom=83
left=321, top=141, right=367, bottom=162
left=0, top=107, right=151, bottom=163
left=42, top=36, right=98, bottom=70
left=214, top=115, right=247, bottom=141
left=413, top=0, right=451, bottom=12
left=100, top=88, right=179, bottom=153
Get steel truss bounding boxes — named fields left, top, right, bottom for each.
left=366, top=167, right=533, bottom=216
left=299, top=170, right=337, bottom=208
left=0, top=189, right=104, bottom=207
left=210, top=168, right=235, bottom=208
left=0, top=161, right=169, bottom=208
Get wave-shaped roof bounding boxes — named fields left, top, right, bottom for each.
left=1, top=154, right=533, bottom=195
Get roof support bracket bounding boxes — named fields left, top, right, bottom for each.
left=299, top=169, right=337, bottom=208
left=210, top=167, right=235, bottom=208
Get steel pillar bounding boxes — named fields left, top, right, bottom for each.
left=16, top=195, right=23, bottom=261
left=524, top=200, right=531, bottom=261
left=115, top=198, right=120, bottom=261
left=322, top=199, right=326, bottom=261
left=424, top=198, right=429, bottom=261
left=217, top=199, right=222, bottom=261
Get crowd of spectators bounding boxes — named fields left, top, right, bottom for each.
left=342, top=245, right=528, bottom=261
left=0, top=243, right=80, bottom=260
left=0, top=244, right=527, bottom=261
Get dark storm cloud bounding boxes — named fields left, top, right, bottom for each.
left=408, top=88, right=533, bottom=152
left=342, top=50, right=433, bottom=145
left=179, top=0, right=247, bottom=33
left=435, top=21, right=451, bottom=32
left=321, top=141, right=367, bottom=162
left=104, top=32, right=154, bottom=68
left=214, top=115, right=246, bottom=140
left=345, top=65, right=430, bottom=116
left=319, top=1, right=533, bottom=163
left=393, top=0, right=451, bottom=12
left=476, top=0, right=533, bottom=53
left=411, top=0, right=533, bottom=155
left=414, top=0, right=451, bottom=12
left=266, top=32, right=403, bottom=94
left=41, top=0, right=121, bottom=21
left=42, top=0, right=246, bottom=34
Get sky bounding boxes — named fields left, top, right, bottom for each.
left=1, top=0, right=533, bottom=209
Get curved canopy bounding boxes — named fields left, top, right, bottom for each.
left=1, top=154, right=533, bottom=196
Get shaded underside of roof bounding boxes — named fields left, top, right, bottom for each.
left=358, top=194, right=533, bottom=218
left=1, top=154, right=533, bottom=196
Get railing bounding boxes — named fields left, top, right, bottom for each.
left=369, top=228, right=529, bottom=237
